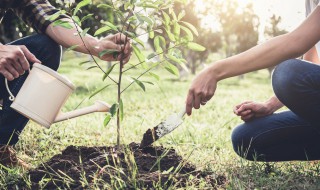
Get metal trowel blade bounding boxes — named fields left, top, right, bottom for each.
left=140, top=108, right=186, bottom=148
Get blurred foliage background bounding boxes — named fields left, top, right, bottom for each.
left=0, top=0, right=288, bottom=75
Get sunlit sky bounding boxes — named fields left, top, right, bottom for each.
left=195, top=0, right=306, bottom=42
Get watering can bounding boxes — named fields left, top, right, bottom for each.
left=5, top=63, right=110, bottom=128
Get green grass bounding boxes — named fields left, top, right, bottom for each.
left=2, top=52, right=320, bottom=189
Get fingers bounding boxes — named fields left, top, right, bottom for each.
left=186, top=90, right=194, bottom=116
left=234, top=102, right=254, bottom=115
left=113, top=33, right=127, bottom=44
left=0, top=69, right=14, bottom=81
left=20, top=45, right=41, bottom=69
left=12, top=59, right=24, bottom=75
left=241, top=113, right=255, bottom=121
left=235, top=101, right=252, bottom=110
left=5, top=64, right=19, bottom=79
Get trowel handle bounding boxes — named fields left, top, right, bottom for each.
left=5, top=68, right=31, bottom=101
left=178, top=107, right=186, bottom=118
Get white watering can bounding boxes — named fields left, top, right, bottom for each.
left=5, top=63, right=110, bottom=128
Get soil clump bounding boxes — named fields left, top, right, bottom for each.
left=16, top=143, right=226, bottom=189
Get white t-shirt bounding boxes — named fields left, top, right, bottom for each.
left=305, top=0, right=320, bottom=55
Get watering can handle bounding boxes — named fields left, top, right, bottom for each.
left=5, top=69, right=31, bottom=102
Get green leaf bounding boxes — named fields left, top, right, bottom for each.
left=81, top=14, right=93, bottom=22
left=110, top=103, right=119, bottom=117
left=180, top=21, right=199, bottom=36
left=167, top=54, right=182, bottom=64
left=79, top=60, right=91, bottom=65
left=103, top=114, right=111, bottom=127
left=102, top=21, right=118, bottom=31
left=49, top=11, right=61, bottom=21
left=81, top=28, right=90, bottom=37
left=165, top=62, right=179, bottom=77
left=149, top=30, right=155, bottom=39
left=99, top=49, right=119, bottom=58
left=142, top=81, right=154, bottom=85
left=89, top=84, right=112, bottom=99
left=133, top=37, right=145, bottom=48
left=86, top=66, right=97, bottom=70
left=165, top=27, right=175, bottom=42
left=65, top=45, right=79, bottom=51
left=124, top=31, right=136, bottom=38
left=180, top=25, right=193, bottom=41
left=173, top=22, right=180, bottom=36
left=97, top=4, right=113, bottom=9
left=102, top=64, right=117, bottom=81
left=139, top=16, right=154, bottom=26
left=119, top=99, right=124, bottom=121
left=154, top=36, right=161, bottom=53
left=162, top=11, right=170, bottom=25
left=147, top=52, right=157, bottom=60
left=74, top=0, right=92, bottom=15
left=124, top=2, right=131, bottom=10
left=132, top=44, right=145, bottom=62
left=53, top=20, right=73, bottom=29
left=178, top=11, right=185, bottom=21
left=137, top=2, right=158, bottom=9
left=132, top=77, right=145, bottom=91
left=187, top=42, right=206, bottom=51
left=180, top=61, right=189, bottom=73
left=149, top=72, right=160, bottom=81
left=72, top=15, right=81, bottom=26
left=94, top=26, right=112, bottom=36
left=171, top=11, right=178, bottom=21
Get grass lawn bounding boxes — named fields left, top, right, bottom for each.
left=1, top=52, right=320, bottom=189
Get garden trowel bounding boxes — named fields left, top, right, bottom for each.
left=140, top=107, right=186, bottom=148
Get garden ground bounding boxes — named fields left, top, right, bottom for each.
left=1, top=53, right=320, bottom=189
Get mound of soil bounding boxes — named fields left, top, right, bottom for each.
left=22, top=143, right=226, bottom=189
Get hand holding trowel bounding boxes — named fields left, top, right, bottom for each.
left=140, top=107, right=186, bottom=148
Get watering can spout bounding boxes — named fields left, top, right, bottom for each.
left=54, top=101, right=110, bottom=123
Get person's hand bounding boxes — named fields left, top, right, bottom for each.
left=233, top=101, right=273, bottom=121
left=94, top=33, right=132, bottom=64
left=186, top=66, right=218, bottom=115
left=0, top=45, right=41, bottom=81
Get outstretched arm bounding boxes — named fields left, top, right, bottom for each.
left=186, top=6, right=320, bottom=115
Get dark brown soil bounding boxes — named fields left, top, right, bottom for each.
left=140, top=126, right=159, bottom=148
left=19, top=143, right=226, bottom=189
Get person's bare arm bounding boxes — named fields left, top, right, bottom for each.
left=186, top=6, right=320, bottom=115
left=303, top=46, right=320, bottom=63
left=45, top=18, right=131, bottom=63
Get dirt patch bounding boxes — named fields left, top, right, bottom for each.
left=20, top=143, right=226, bottom=189
left=140, top=126, right=159, bottom=148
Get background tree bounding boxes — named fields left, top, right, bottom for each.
left=214, top=1, right=259, bottom=58
left=173, top=1, right=222, bottom=75
left=264, top=14, right=288, bottom=76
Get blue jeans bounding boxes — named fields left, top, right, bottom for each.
left=0, top=34, right=61, bottom=145
left=232, top=59, right=320, bottom=161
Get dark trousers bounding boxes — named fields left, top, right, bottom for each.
left=232, top=59, right=320, bottom=161
left=0, top=34, right=61, bottom=145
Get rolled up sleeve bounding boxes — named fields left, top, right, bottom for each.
left=13, top=0, right=69, bottom=33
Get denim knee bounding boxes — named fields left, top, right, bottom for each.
left=11, top=34, right=62, bottom=71
left=231, top=123, right=256, bottom=161
left=231, top=123, right=250, bottom=160
left=34, top=35, right=61, bottom=71
left=272, top=59, right=304, bottom=106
